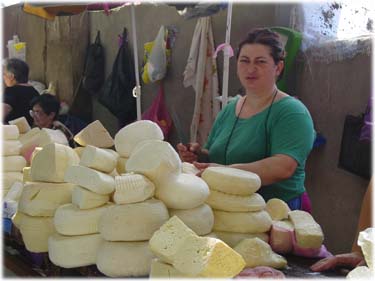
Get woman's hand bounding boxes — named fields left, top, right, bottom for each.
left=193, top=162, right=222, bottom=176
left=176, top=142, right=201, bottom=163
left=310, top=252, right=365, bottom=272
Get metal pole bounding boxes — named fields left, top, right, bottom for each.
left=131, top=4, right=141, bottom=120
left=222, top=2, right=233, bottom=107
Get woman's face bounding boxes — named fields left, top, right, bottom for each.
left=237, top=43, right=283, bottom=93
left=30, top=104, right=55, bottom=128
left=3, top=69, right=16, bottom=87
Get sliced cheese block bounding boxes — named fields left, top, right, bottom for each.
left=23, top=167, right=32, bottom=182
left=3, top=125, right=20, bottom=140
left=113, top=173, right=155, bottom=204
left=3, top=140, right=21, bottom=156
left=202, top=167, right=261, bottom=195
left=72, top=186, right=109, bottom=209
left=114, top=120, right=164, bottom=157
left=173, top=236, right=246, bottom=278
left=19, top=214, right=55, bottom=253
left=213, top=231, right=269, bottom=248
left=19, top=127, right=40, bottom=144
left=64, top=165, right=115, bottom=195
left=12, top=211, right=26, bottom=229
left=4, top=181, right=24, bottom=202
left=103, top=148, right=119, bottom=159
left=213, top=210, right=272, bottom=233
left=99, top=199, right=169, bottom=241
left=169, top=204, right=214, bottom=235
left=150, top=259, right=191, bottom=278
left=289, top=210, right=324, bottom=249
left=156, top=173, right=209, bottom=209
left=270, top=220, right=294, bottom=254
left=18, top=182, right=74, bottom=217
left=206, top=190, right=265, bottom=212
left=265, top=198, right=291, bottom=221
left=74, top=120, right=114, bottom=148
left=126, top=140, right=181, bottom=184
left=38, top=128, right=68, bottom=146
left=116, top=157, right=128, bottom=174
left=30, top=147, right=43, bottom=164
left=73, top=146, right=85, bottom=157
left=234, top=237, right=287, bottom=269
left=54, top=203, right=110, bottom=235
left=182, top=162, right=200, bottom=175
left=8, top=116, right=31, bottom=134
left=79, top=145, right=117, bottom=173
left=4, top=155, right=27, bottom=172
left=97, top=241, right=155, bottom=277
left=48, top=233, right=102, bottom=268
left=149, top=216, right=196, bottom=264
left=3, top=172, right=23, bottom=190
left=30, top=143, right=80, bottom=183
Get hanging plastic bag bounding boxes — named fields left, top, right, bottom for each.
left=142, top=83, right=172, bottom=138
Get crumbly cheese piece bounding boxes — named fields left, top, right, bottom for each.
left=74, top=120, right=114, bottom=148
left=234, top=237, right=287, bottom=269
left=125, top=140, right=181, bottom=184
left=3, top=172, right=23, bottom=190
left=18, top=182, right=74, bottom=217
left=114, top=120, right=164, bottom=157
left=265, top=198, right=291, bottom=221
left=54, top=203, right=110, bottom=235
left=3, top=140, right=21, bottom=156
left=156, top=173, right=209, bottom=209
left=4, top=181, right=24, bottom=202
left=19, top=214, right=56, bottom=253
left=213, top=231, right=269, bottom=248
left=79, top=145, right=117, bottom=173
left=23, top=167, right=32, bottom=182
left=30, top=143, right=80, bottom=183
left=182, top=162, right=200, bottom=175
left=97, top=241, right=155, bottom=277
left=99, top=199, right=169, bottom=241
left=8, top=116, right=31, bottom=134
left=113, top=173, right=155, bottom=204
left=289, top=210, right=324, bottom=249
left=202, top=167, right=261, bottom=195
left=269, top=220, right=294, bottom=254
left=38, top=128, right=68, bottom=146
left=72, top=186, right=109, bottom=209
left=149, top=216, right=196, bottom=264
left=3, top=125, right=20, bottom=140
left=64, top=165, right=115, bottom=195
left=48, top=233, right=102, bottom=268
left=150, top=259, right=191, bottom=278
left=3, top=155, right=27, bottom=172
left=73, top=146, right=85, bottom=158
left=116, top=157, right=128, bottom=174
left=206, top=190, right=266, bottom=212
left=213, top=210, right=272, bottom=233
left=173, top=236, right=246, bottom=278
left=168, top=204, right=214, bottom=235
left=12, top=211, right=26, bottom=228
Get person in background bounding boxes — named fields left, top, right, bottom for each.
left=3, top=58, right=39, bottom=125
left=177, top=28, right=315, bottom=211
left=30, top=93, right=75, bottom=147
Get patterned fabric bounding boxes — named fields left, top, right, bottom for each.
left=52, top=120, right=75, bottom=147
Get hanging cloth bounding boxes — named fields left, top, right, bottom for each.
left=183, top=17, right=220, bottom=144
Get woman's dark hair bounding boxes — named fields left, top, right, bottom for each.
left=4, top=58, right=29, bottom=83
left=236, top=28, right=286, bottom=80
left=30, top=94, right=60, bottom=120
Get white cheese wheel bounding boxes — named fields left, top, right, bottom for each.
left=54, top=203, right=110, bottom=235
left=126, top=140, right=181, bottom=184
left=114, top=120, right=164, bottom=157
left=113, top=173, right=155, bottom=204
left=234, top=237, right=287, bottom=269
left=30, top=143, right=80, bottom=183
left=4, top=181, right=24, bottom=202
left=79, top=145, right=117, bottom=173
left=18, top=182, right=74, bottom=216
left=3, top=125, right=20, bottom=140
left=206, top=190, right=266, bottom=212
left=289, top=210, right=324, bottom=249
left=38, top=128, right=68, bottom=146
left=3, top=155, right=27, bottom=172
left=213, top=210, right=272, bottom=233
left=8, top=116, right=31, bottom=134
left=213, top=231, right=269, bottom=248
left=97, top=240, right=155, bottom=277
left=150, top=259, right=190, bottom=278
left=64, top=165, right=115, bottom=195
left=116, top=157, right=128, bottom=174
left=181, top=162, right=200, bottom=175
left=265, top=198, right=291, bottom=221
left=202, top=167, right=261, bottom=195
left=19, top=214, right=56, bottom=253
left=3, top=140, right=21, bottom=156
left=156, top=173, right=209, bottom=209
left=72, top=186, right=109, bottom=209
left=99, top=199, right=169, bottom=241
left=173, top=236, right=246, bottom=278
left=168, top=204, right=214, bottom=235
left=74, top=120, right=114, bottom=148
left=23, top=167, right=32, bottom=182
left=149, top=216, right=196, bottom=264
left=3, top=172, right=23, bottom=190
left=48, top=233, right=102, bottom=268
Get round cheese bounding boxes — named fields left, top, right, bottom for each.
left=265, top=198, right=291, bottom=221
left=212, top=231, right=269, bottom=248
left=3, top=155, right=27, bottom=172
left=3, top=172, right=23, bottom=190
left=3, top=124, right=20, bottom=140
left=3, top=140, right=21, bottom=156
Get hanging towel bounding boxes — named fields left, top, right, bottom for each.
left=183, top=17, right=220, bottom=144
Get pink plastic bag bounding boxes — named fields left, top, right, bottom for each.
left=142, top=83, right=172, bottom=139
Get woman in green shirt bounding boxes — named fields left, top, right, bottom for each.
left=177, top=28, right=315, bottom=211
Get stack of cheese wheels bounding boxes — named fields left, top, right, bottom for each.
left=14, top=142, right=78, bottom=253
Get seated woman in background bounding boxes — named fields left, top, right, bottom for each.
left=3, top=58, right=39, bottom=125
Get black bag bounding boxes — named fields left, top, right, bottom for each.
left=338, top=113, right=372, bottom=179
left=98, top=28, right=137, bottom=125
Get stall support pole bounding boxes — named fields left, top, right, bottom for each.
left=131, top=4, right=142, bottom=120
